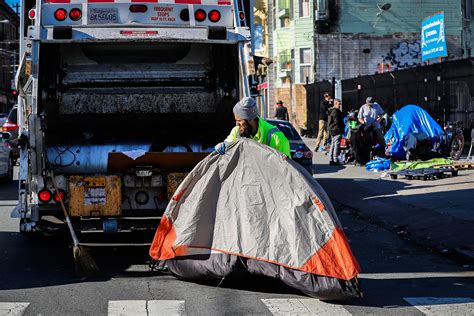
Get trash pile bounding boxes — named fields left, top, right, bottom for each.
left=150, top=139, right=362, bottom=300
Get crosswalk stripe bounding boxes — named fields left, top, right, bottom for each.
left=108, top=300, right=186, bottom=316
left=404, top=297, right=474, bottom=315
left=0, top=303, right=30, bottom=316
left=261, top=298, right=352, bottom=315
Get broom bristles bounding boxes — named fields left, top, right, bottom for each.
left=73, top=245, right=100, bottom=278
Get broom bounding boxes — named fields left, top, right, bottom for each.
left=51, top=173, right=100, bottom=277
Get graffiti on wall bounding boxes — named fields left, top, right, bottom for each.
left=383, top=40, right=422, bottom=70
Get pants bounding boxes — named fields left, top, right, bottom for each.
left=374, top=128, right=386, bottom=150
left=329, top=134, right=341, bottom=162
left=315, top=120, right=328, bottom=148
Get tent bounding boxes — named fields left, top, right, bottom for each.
left=150, top=139, right=362, bottom=300
left=384, top=105, right=444, bottom=159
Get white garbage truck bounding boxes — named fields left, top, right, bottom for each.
left=14, top=0, right=254, bottom=241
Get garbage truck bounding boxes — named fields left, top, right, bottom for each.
left=14, top=0, right=254, bottom=240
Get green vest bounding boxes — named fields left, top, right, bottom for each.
left=226, top=117, right=291, bottom=158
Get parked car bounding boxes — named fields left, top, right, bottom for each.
left=2, top=105, right=18, bottom=164
left=266, top=119, right=313, bottom=174
left=0, top=133, right=14, bottom=181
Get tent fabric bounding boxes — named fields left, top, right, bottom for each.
left=391, top=158, right=453, bottom=171
left=150, top=138, right=362, bottom=300
left=384, top=105, right=444, bottom=158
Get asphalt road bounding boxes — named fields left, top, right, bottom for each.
left=0, top=166, right=473, bottom=315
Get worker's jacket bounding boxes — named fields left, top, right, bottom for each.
left=226, top=117, right=291, bottom=158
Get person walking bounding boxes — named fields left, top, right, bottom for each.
left=274, top=100, right=289, bottom=121
left=328, top=99, right=345, bottom=165
left=314, top=92, right=332, bottom=152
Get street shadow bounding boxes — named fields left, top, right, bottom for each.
left=312, top=162, right=346, bottom=174
left=0, top=179, right=19, bottom=200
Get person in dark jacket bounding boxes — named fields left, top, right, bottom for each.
left=274, top=100, right=289, bottom=121
left=315, top=92, right=332, bottom=152
left=327, top=98, right=345, bottom=165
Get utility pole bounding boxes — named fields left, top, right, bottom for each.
left=13, top=3, right=20, bottom=15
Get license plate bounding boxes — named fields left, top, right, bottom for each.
left=88, top=8, right=119, bottom=24
left=84, top=187, right=106, bottom=205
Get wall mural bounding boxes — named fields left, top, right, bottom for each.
left=383, top=40, right=422, bottom=70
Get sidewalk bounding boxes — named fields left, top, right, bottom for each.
left=304, top=138, right=474, bottom=262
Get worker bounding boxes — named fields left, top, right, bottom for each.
left=215, top=97, right=291, bottom=157
left=274, top=100, right=289, bottom=121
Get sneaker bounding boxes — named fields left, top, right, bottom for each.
left=318, top=147, right=325, bottom=152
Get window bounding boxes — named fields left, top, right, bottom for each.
left=299, top=0, right=310, bottom=18
left=254, top=24, right=264, bottom=51
left=463, top=0, right=472, bottom=20
left=299, top=48, right=312, bottom=83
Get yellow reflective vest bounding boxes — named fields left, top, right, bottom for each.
left=225, top=117, right=291, bottom=158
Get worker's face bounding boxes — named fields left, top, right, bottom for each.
left=234, top=115, right=253, bottom=138
left=334, top=100, right=341, bottom=108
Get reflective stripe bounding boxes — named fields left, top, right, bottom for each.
left=266, top=128, right=279, bottom=145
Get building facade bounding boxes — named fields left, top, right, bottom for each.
left=0, top=0, right=19, bottom=113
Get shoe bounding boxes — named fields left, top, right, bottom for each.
left=318, top=147, right=325, bottom=152
left=329, top=161, right=339, bottom=166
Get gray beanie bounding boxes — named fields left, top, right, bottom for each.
left=233, top=97, right=259, bottom=120
left=366, top=96, right=374, bottom=105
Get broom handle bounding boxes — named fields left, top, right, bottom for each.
left=51, top=174, right=80, bottom=246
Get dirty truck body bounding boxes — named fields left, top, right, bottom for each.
left=15, top=0, right=252, bottom=239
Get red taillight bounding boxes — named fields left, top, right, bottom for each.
left=28, top=9, right=36, bottom=19
left=2, top=121, right=18, bottom=132
left=129, top=5, right=147, bottom=13
left=208, top=10, right=221, bottom=23
left=53, top=190, right=67, bottom=203
left=304, top=151, right=313, bottom=159
left=69, top=8, right=82, bottom=21
left=38, top=190, right=52, bottom=203
left=54, top=8, right=67, bottom=21
left=194, top=9, right=206, bottom=22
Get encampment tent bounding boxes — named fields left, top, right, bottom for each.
left=150, top=139, right=362, bottom=300
left=384, top=104, right=444, bottom=159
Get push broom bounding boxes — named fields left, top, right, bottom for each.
left=50, top=172, right=100, bottom=277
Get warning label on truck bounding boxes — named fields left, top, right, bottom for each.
left=151, top=6, right=177, bottom=22
left=84, top=187, right=106, bottom=205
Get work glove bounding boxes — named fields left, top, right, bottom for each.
left=214, top=142, right=226, bottom=155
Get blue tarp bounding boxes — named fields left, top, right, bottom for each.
left=384, top=105, right=443, bottom=158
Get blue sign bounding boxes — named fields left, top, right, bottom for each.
left=421, top=12, right=447, bottom=61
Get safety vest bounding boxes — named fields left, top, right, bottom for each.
left=226, top=117, right=291, bottom=158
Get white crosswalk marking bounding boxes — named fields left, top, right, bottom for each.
left=261, top=298, right=352, bottom=315
left=108, top=300, right=186, bottom=316
left=0, top=303, right=30, bottom=316
left=404, top=297, right=474, bottom=315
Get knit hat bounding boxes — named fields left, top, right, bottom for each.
left=366, top=97, right=374, bottom=105
left=233, top=97, right=259, bottom=120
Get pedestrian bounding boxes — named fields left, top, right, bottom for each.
left=357, top=97, right=386, bottom=150
left=274, top=100, right=289, bottom=121
left=314, top=92, right=332, bottom=152
left=328, top=99, right=345, bottom=165
left=215, top=97, right=291, bottom=157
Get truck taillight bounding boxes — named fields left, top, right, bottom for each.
left=28, top=9, right=36, bottom=19
left=194, top=9, right=206, bottom=22
left=130, top=5, right=147, bottom=13
left=180, top=9, right=189, bottom=21
left=53, top=190, right=67, bottom=203
left=69, top=8, right=82, bottom=21
left=54, top=8, right=67, bottom=21
left=38, top=190, right=52, bottom=203
left=2, top=121, right=18, bottom=132
left=208, top=10, right=221, bottom=23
